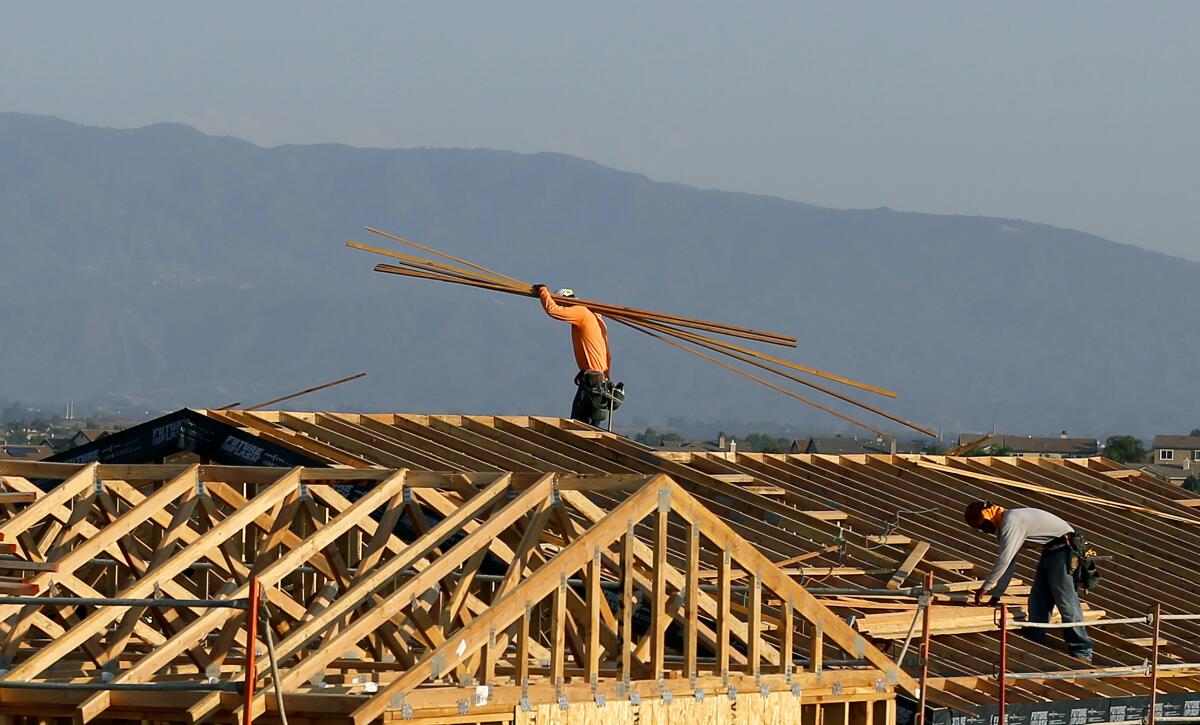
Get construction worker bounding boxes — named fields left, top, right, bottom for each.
left=533, top=284, right=612, bottom=426
left=964, top=500, right=1093, bottom=662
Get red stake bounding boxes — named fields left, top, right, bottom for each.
left=243, top=576, right=261, bottom=725
left=918, top=572, right=934, bottom=725
left=998, top=604, right=1008, bottom=725
left=1149, top=603, right=1161, bottom=725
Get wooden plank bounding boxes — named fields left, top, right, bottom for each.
left=551, top=575, right=566, bottom=688
left=864, top=535, right=911, bottom=545
left=585, top=546, right=602, bottom=687
left=621, top=522, right=634, bottom=682
left=650, top=503, right=668, bottom=680
left=711, top=474, right=754, bottom=483
left=684, top=523, right=699, bottom=681
left=746, top=572, right=761, bottom=677
left=928, top=560, right=974, bottom=571
left=717, top=545, right=731, bottom=679
left=801, top=511, right=848, bottom=521
left=0, top=581, right=38, bottom=595
left=0, top=492, right=37, bottom=504
left=886, top=542, right=930, bottom=590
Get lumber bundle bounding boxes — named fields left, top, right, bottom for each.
left=857, top=605, right=1107, bottom=639
left=347, top=228, right=937, bottom=438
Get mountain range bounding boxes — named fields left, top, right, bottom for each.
left=2, top=112, right=1197, bottom=438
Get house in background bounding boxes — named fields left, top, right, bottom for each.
left=0, top=444, right=52, bottom=461
left=791, top=436, right=923, bottom=455
left=1128, top=462, right=1193, bottom=486
left=1151, top=434, right=1200, bottom=472
left=955, top=431, right=1099, bottom=458
left=68, top=428, right=120, bottom=448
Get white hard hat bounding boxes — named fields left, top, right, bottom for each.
left=556, top=288, right=575, bottom=298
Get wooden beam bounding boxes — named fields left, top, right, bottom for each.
left=886, top=542, right=930, bottom=590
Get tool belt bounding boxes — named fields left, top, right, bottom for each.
left=1065, top=531, right=1102, bottom=592
left=575, top=371, right=625, bottom=414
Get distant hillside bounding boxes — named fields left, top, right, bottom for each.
left=2, top=112, right=1197, bottom=436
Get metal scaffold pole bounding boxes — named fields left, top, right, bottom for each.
left=1149, top=602, right=1162, bottom=725
left=999, top=604, right=1008, bottom=725
left=918, top=571, right=933, bottom=725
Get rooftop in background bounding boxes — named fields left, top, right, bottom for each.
left=793, top=436, right=924, bottom=455
left=0, top=444, right=52, bottom=461
left=1152, top=435, right=1200, bottom=451
left=957, top=432, right=1099, bottom=457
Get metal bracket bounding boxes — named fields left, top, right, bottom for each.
left=430, top=653, right=444, bottom=680
left=832, top=682, right=843, bottom=696
left=299, top=480, right=310, bottom=500
left=875, top=678, right=886, bottom=694
left=457, top=700, right=469, bottom=715
left=557, top=695, right=569, bottom=711
left=760, top=684, right=770, bottom=699
left=629, top=692, right=641, bottom=706
left=616, top=681, right=627, bottom=698
left=519, top=697, right=532, bottom=712
left=310, top=673, right=325, bottom=688
left=657, top=487, right=671, bottom=512
left=195, top=477, right=207, bottom=497
left=791, top=683, right=802, bottom=698
left=595, top=693, right=607, bottom=708
left=727, top=686, right=738, bottom=701
left=92, top=472, right=104, bottom=495
left=661, top=690, right=672, bottom=705
left=551, top=482, right=562, bottom=506
left=205, top=663, right=221, bottom=684
left=402, top=486, right=414, bottom=504
left=694, top=688, right=705, bottom=702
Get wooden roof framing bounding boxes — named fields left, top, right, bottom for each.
left=179, top=410, right=1200, bottom=710
left=0, top=458, right=902, bottom=724
left=12, top=408, right=1200, bottom=722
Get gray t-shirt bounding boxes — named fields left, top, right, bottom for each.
left=982, top=508, right=1073, bottom=595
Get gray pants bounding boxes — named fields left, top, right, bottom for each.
left=1024, top=545, right=1093, bottom=659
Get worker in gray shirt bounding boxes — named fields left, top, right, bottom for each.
left=964, top=500, right=1093, bottom=662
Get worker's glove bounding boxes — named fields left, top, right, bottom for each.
left=973, top=588, right=986, bottom=606
left=532, top=284, right=547, bottom=295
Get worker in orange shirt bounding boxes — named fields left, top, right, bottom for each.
left=533, top=284, right=617, bottom=426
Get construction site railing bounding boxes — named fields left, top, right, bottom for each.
left=994, top=601, right=1200, bottom=725
left=891, top=575, right=1200, bottom=725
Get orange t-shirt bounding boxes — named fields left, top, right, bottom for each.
left=539, top=287, right=611, bottom=374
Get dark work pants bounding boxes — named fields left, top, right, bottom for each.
left=571, top=371, right=606, bottom=426
left=1024, top=545, right=1093, bottom=659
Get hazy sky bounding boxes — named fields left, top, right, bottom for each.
left=4, top=2, right=1198, bottom=260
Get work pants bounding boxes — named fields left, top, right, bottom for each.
left=571, top=371, right=607, bottom=426
left=1025, top=545, right=1093, bottom=659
